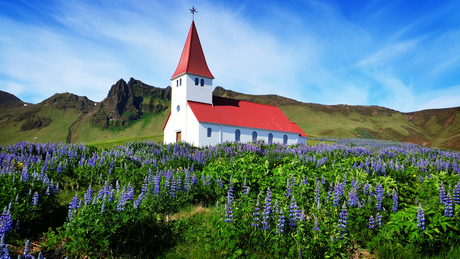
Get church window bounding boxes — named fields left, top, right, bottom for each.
left=195, top=78, right=199, bottom=85
left=207, top=127, right=212, bottom=137
left=180, top=78, right=182, bottom=86
left=177, top=105, right=180, bottom=112
left=268, top=133, right=273, bottom=144
left=252, top=131, right=257, bottom=142
left=200, top=79, right=204, bottom=86
left=235, top=129, right=240, bottom=142
left=283, top=135, right=288, bottom=145
left=176, top=80, right=178, bottom=87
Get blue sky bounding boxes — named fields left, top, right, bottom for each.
left=1, top=0, right=459, bottom=112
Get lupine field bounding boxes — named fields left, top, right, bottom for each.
left=0, top=139, right=459, bottom=258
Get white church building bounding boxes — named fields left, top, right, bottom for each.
left=163, top=20, right=307, bottom=147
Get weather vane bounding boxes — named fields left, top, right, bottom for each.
left=189, top=6, right=197, bottom=20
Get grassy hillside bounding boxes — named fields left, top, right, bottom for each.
left=0, top=82, right=459, bottom=151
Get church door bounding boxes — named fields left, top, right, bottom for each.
left=176, top=131, right=181, bottom=142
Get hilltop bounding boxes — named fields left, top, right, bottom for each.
left=0, top=79, right=459, bottom=150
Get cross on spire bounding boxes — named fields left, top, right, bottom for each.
left=189, top=6, right=197, bottom=20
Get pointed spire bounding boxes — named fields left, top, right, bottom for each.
left=171, top=21, right=214, bottom=80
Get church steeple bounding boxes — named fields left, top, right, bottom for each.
left=171, top=21, right=214, bottom=80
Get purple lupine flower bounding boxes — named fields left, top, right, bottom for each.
left=242, top=177, right=249, bottom=196
left=31, top=192, right=39, bottom=206
left=290, top=174, right=296, bottom=187
left=135, top=192, right=144, bottom=209
left=108, top=188, right=114, bottom=202
left=23, top=240, right=32, bottom=258
left=142, top=177, right=148, bottom=194
left=285, top=177, right=292, bottom=197
left=439, top=181, right=446, bottom=204
left=392, top=189, right=398, bottom=212
left=84, top=185, right=92, bottom=205
left=314, top=181, right=321, bottom=207
left=338, top=202, right=348, bottom=234
left=276, top=207, right=285, bottom=234
left=368, top=216, right=375, bottom=229
left=176, top=175, right=182, bottom=193
left=0, top=207, right=13, bottom=239
left=363, top=182, right=370, bottom=194
left=56, top=162, right=62, bottom=173
left=326, top=183, right=333, bottom=203
left=347, top=188, right=358, bottom=207
left=154, top=173, right=161, bottom=196
left=299, top=207, right=306, bottom=221
left=302, top=176, right=308, bottom=185
left=170, top=175, right=176, bottom=198
left=184, top=170, right=190, bottom=193
left=206, top=173, right=211, bottom=186
left=375, top=182, right=383, bottom=211
left=68, top=194, right=79, bottom=221
left=444, top=192, right=453, bottom=217
left=224, top=195, right=233, bottom=222
left=201, top=173, right=205, bottom=186
left=320, top=174, right=325, bottom=185
left=2, top=243, right=10, bottom=259
left=125, top=183, right=134, bottom=200
left=252, top=199, right=261, bottom=228
left=101, top=202, right=105, bottom=215
left=351, top=176, right=358, bottom=190
left=454, top=181, right=460, bottom=205
left=375, top=213, right=381, bottom=227
left=262, top=188, right=272, bottom=231
left=313, top=214, right=319, bottom=231
left=191, top=172, right=197, bottom=187
left=117, top=191, right=129, bottom=211
left=333, top=183, right=341, bottom=207
left=45, top=186, right=50, bottom=196
left=289, top=196, right=300, bottom=229
left=417, top=204, right=425, bottom=233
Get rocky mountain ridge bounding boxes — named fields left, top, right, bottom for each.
left=0, top=79, right=459, bottom=150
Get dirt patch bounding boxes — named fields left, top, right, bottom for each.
left=444, top=114, right=456, bottom=128
left=351, top=248, right=375, bottom=259
left=441, top=135, right=460, bottom=151
left=167, top=204, right=210, bottom=221
left=401, top=126, right=432, bottom=147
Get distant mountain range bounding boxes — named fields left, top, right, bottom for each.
left=1, top=78, right=459, bottom=150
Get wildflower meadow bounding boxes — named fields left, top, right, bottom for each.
left=0, top=139, right=459, bottom=258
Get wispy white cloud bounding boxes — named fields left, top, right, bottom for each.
left=0, top=0, right=459, bottom=113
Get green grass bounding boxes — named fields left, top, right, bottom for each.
left=86, top=134, right=163, bottom=149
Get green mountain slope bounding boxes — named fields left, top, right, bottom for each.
left=0, top=80, right=459, bottom=151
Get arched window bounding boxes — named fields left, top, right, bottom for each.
left=176, top=80, right=178, bottom=87
left=207, top=127, right=212, bottom=137
left=235, top=129, right=240, bottom=142
left=283, top=135, right=288, bottom=145
left=195, top=78, right=199, bottom=85
left=179, top=78, right=182, bottom=86
left=268, top=133, right=273, bottom=144
left=252, top=131, right=257, bottom=142
left=200, top=79, right=204, bottom=86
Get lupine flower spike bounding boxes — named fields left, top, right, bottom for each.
left=417, top=204, right=425, bottom=233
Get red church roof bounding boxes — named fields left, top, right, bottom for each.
left=186, top=96, right=307, bottom=136
left=171, top=21, right=214, bottom=79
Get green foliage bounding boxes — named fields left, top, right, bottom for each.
left=0, top=139, right=459, bottom=258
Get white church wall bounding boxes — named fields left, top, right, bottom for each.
left=185, top=74, right=213, bottom=105
left=185, top=105, right=201, bottom=146
left=195, top=123, right=304, bottom=146
left=198, top=122, right=221, bottom=146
